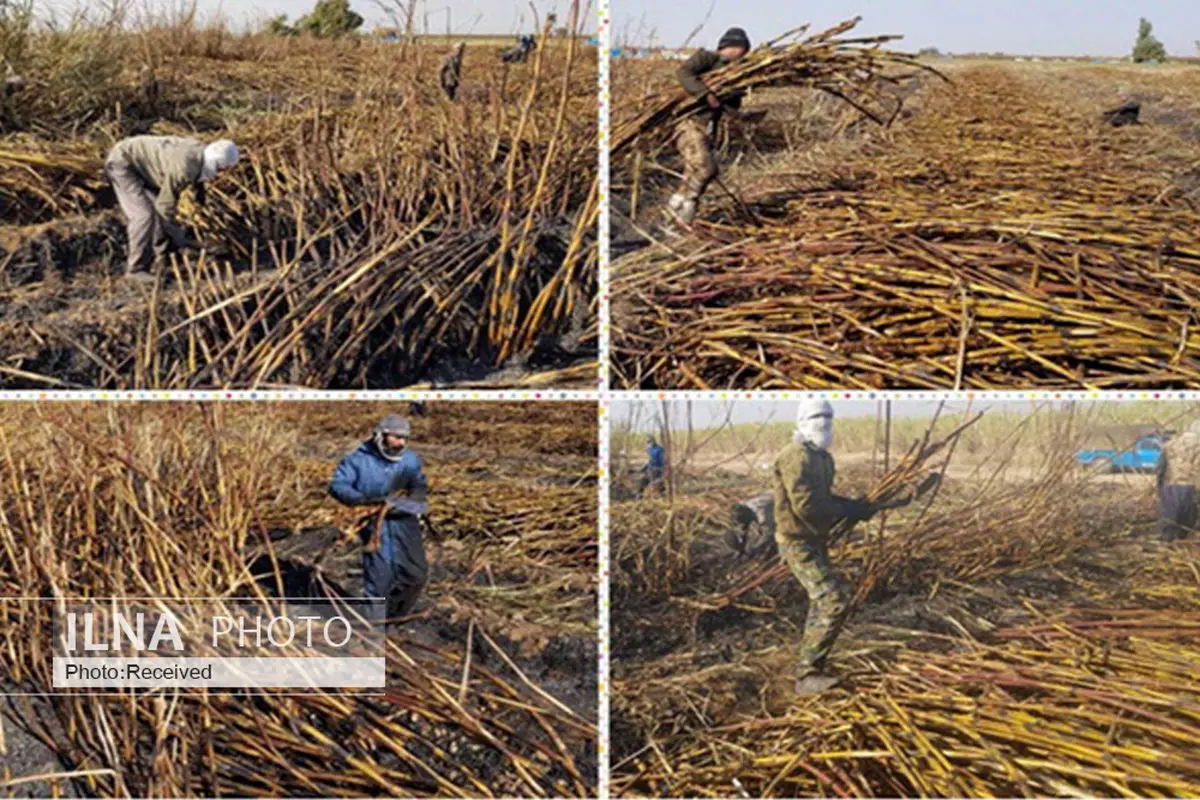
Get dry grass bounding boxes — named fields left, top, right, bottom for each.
left=0, top=3, right=597, bottom=389
left=0, top=401, right=599, bottom=797
left=609, top=403, right=1200, bottom=797
left=611, top=53, right=1200, bottom=389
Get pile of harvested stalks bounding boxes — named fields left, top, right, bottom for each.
left=613, top=57, right=1200, bottom=389
left=610, top=407, right=1200, bottom=797
left=0, top=402, right=598, bottom=797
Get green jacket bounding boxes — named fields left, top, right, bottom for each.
left=677, top=49, right=723, bottom=98
left=108, top=136, right=205, bottom=224
left=676, top=49, right=743, bottom=126
left=772, top=441, right=850, bottom=543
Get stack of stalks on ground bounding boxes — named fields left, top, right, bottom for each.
left=0, top=402, right=598, bottom=797
left=610, top=405, right=1200, bottom=797
left=612, top=33, right=1200, bottom=389
left=0, top=3, right=597, bottom=389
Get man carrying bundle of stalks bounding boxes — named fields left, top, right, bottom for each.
left=104, top=135, right=240, bottom=281
left=728, top=399, right=940, bottom=694
left=1158, top=420, right=1200, bottom=542
left=667, top=26, right=762, bottom=225
left=329, top=414, right=435, bottom=624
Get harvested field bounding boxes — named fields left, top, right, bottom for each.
left=609, top=400, right=1200, bottom=797
left=0, top=4, right=596, bottom=389
left=610, top=32, right=1200, bottom=389
left=0, top=401, right=599, bottom=797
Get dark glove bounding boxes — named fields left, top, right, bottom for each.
left=916, top=472, right=942, bottom=498
left=387, top=495, right=429, bottom=516
left=724, top=528, right=749, bottom=558
left=842, top=497, right=876, bottom=525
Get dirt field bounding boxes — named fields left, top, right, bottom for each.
left=609, top=413, right=1200, bottom=797
left=0, top=21, right=597, bottom=389
left=611, top=56, right=1200, bottom=389
left=0, top=401, right=598, bottom=797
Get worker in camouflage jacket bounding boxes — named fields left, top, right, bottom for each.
left=1158, top=421, right=1200, bottom=541
left=751, top=399, right=939, bottom=694
left=668, top=27, right=752, bottom=224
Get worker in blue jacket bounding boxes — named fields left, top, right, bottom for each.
left=640, top=436, right=667, bottom=497
left=329, top=414, right=429, bottom=621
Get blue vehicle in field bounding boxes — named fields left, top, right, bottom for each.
left=1077, top=432, right=1167, bottom=473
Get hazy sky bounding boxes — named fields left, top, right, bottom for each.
left=612, top=0, right=1198, bottom=57
left=181, top=0, right=586, bottom=34
left=612, top=398, right=1198, bottom=432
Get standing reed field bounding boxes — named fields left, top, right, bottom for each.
left=0, top=1, right=597, bottom=389
left=610, top=18, right=1200, bottom=389
left=0, top=401, right=599, bottom=797
left=609, top=400, right=1200, bottom=797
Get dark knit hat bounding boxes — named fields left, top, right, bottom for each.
left=718, top=27, right=751, bottom=51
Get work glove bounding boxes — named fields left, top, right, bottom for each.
left=724, top=527, right=749, bottom=558
left=915, top=472, right=942, bottom=498
left=842, top=497, right=876, bottom=525
left=387, top=495, right=429, bottom=517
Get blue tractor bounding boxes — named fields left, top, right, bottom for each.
left=1077, top=432, right=1167, bottom=474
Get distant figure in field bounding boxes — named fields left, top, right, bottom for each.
left=104, top=136, right=239, bottom=280
left=668, top=27, right=752, bottom=225
left=638, top=436, right=666, bottom=497
left=1, top=60, right=27, bottom=131
left=1103, top=99, right=1141, bottom=127
left=440, top=41, right=466, bottom=101
left=1158, top=420, right=1200, bottom=541
left=500, top=35, right=536, bottom=64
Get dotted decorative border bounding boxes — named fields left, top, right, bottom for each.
left=596, top=2, right=612, bottom=796
left=0, top=391, right=599, bottom=402
left=602, top=390, right=1200, bottom=402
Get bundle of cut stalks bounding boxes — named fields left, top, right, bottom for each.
left=611, top=18, right=933, bottom=159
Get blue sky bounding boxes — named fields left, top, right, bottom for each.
left=612, top=0, right=1198, bottom=57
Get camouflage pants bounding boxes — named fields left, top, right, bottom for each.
left=779, top=537, right=849, bottom=677
left=674, top=118, right=718, bottom=203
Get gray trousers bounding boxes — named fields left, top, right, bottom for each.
left=105, top=158, right=169, bottom=274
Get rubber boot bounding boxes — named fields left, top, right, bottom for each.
left=795, top=671, right=841, bottom=695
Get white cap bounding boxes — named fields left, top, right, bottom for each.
left=201, top=140, right=239, bottom=181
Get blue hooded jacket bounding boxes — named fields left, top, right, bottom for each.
left=329, top=441, right=430, bottom=598
left=329, top=441, right=428, bottom=516
left=648, top=442, right=666, bottom=472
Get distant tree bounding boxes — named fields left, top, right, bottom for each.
left=917, top=46, right=942, bottom=58
left=1131, top=17, right=1167, bottom=63
left=262, top=14, right=295, bottom=36
left=294, top=0, right=364, bottom=38
left=553, top=26, right=569, bottom=38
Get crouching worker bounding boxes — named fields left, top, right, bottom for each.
left=329, top=414, right=430, bottom=621
left=1158, top=421, right=1200, bottom=542
left=104, top=135, right=239, bottom=279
